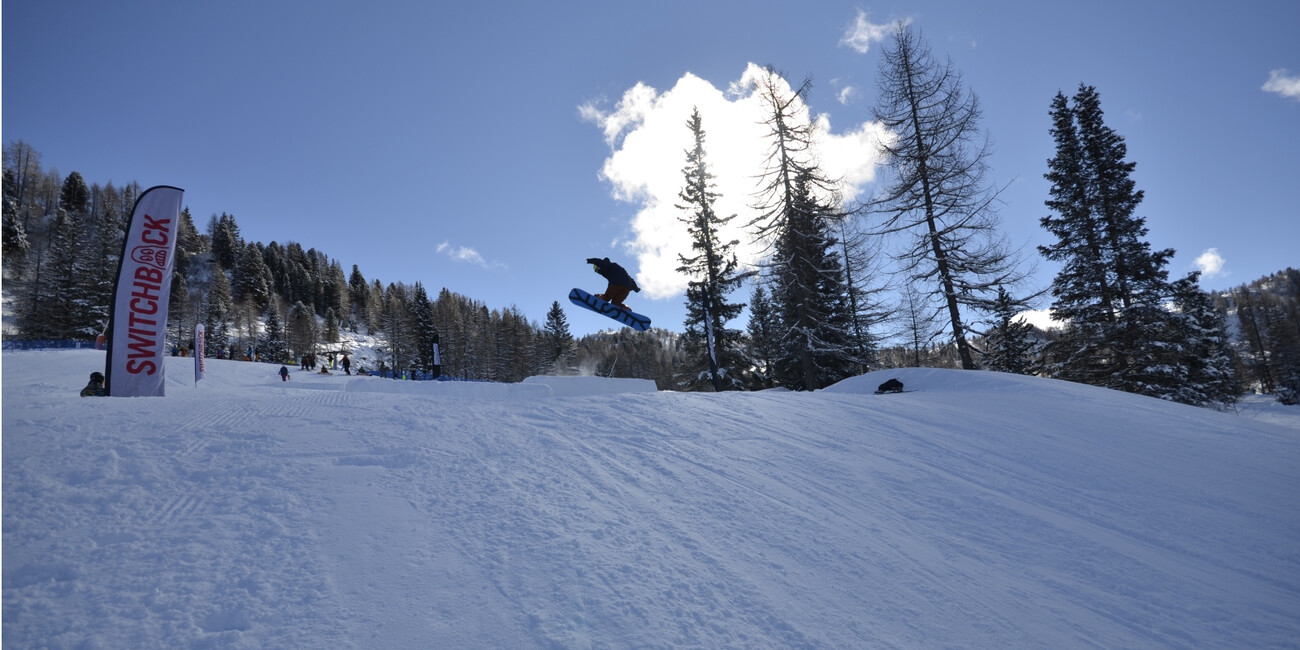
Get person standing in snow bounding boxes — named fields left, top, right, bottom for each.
left=80, top=371, right=106, bottom=397
left=279, top=365, right=290, bottom=382
left=342, top=354, right=351, bottom=375
left=586, top=257, right=641, bottom=309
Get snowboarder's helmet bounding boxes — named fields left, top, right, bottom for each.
left=90, top=372, right=104, bottom=382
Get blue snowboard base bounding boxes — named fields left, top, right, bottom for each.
left=569, top=288, right=651, bottom=331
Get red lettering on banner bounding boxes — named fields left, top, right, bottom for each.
left=126, top=359, right=157, bottom=374
left=123, top=245, right=168, bottom=375
left=134, top=266, right=163, bottom=285
left=129, top=297, right=158, bottom=315
left=141, top=214, right=171, bottom=245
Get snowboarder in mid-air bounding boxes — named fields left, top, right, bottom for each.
left=586, top=257, right=640, bottom=309
left=569, top=257, right=652, bottom=331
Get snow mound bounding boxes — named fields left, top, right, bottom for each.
left=4, top=349, right=1299, bottom=648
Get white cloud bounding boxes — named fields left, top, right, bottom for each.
left=1262, top=69, right=1300, bottom=100
left=839, top=9, right=904, bottom=54
left=436, top=241, right=505, bottom=270
left=1195, top=248, right=1227, bottom=279
left=581, top=65, right=891, bottom=299
left=1014, top=309, right=1063, bottom=331
left=837, top=85, right=858, bottom=105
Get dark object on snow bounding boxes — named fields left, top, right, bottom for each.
left=80, top=371, right=106, bottom=397
left=876, top=378, right=904, bottom=394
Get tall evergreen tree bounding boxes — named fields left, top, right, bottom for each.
left=1168, top=273, right=1238, bottom=408
left=983, top=286, right=1036, bottom=374
left=3, top=168, right=30, bottom=278
left=323, top=307, right=341, bottom=344
left=870, top=25, right=1029, bottom=370
left=541, top=301, right=575, bottom=374
left=382, top=283, right=414, bottom=374
left=1258, top=289, right=1300, bottom=404
left=836, top=217, right=889, bottom=372
left=257, top=308, right=289, bottom=363
left=748, top=68, right=857, bottom=390
left=675, top=107, right=748, bottom=391
left=768, top=172, right=857, bottom=389
left=1039, top=85, right=1180, bottom=398
left=232, top=244, right=272, bottom=311
left=85, top=182, right=127, bottom=333
left=204, top=266, right=233, bottom=358
left=348, top=265, right=369, bottom=329
left=409, top=283, right=441, bottom=376
left=209, top=213, right=243, bottom=270
left=287, top=300, right=317, bottom=359
left=744, top=284, right=780, bottom=389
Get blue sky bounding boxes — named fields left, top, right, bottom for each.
left=5, top=1, right=1297, bottom=338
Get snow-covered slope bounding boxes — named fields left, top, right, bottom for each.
left=4, top=350, right=1298, bottom=648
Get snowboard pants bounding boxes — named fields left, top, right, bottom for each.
left=598, top=284, right=632, bottom=307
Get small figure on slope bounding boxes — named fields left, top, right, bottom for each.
left=81, top=371, right=106, bottom=397
left=586, top=257, right=641, bottom=309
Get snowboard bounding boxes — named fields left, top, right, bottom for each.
left=569, top=288, right=651, bottom=331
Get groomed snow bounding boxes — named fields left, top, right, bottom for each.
left=4, top=350, right=1298, bottom=648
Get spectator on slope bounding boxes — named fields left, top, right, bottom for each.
left=80, top=371, right=106, bottom=397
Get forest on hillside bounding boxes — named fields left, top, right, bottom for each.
left=5, top=138, right=1295, bottom=404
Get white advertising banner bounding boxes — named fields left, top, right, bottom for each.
left=105, top=185, right=184, bottom=397
left=195, top=322, right=207, bottom=385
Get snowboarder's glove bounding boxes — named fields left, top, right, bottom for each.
left=585, top=258, right=599, bottom=264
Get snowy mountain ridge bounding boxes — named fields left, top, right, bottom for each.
left=3, top=349, right=1298, bottom=648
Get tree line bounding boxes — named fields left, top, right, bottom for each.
left=4, top=24, right=1296, bottom=405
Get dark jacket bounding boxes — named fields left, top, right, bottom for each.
left=586, top=257, right=640, bottom=292
left=80, top=380, right=106, bottom=397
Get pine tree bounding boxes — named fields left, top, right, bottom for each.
left=348, top=265, right=368, bottom=329
left=366, top=279, right=385, bottom=333
left=1168, top=273, right=1238, bottom=408
left=21, top=172, right=98, bottom=340
left=287, top=301, right=317, bottom=359
left=767, top=172, right=857, bottom=389
left=836, top=217, right=889, bottom=371
left=409, top=283, right=441, bottom=376
left=382, top=283, right=414, bottom=375
left=85, top=182, right=127, bottom=334
left=1039, top=85, right=1180, bottom=398
left=983, top=286, right=1036, bottom=374
left=3, top=168, right=30, bottom=278
left=257, top=308, right=289, bottom=363
left=1233, top=287, right=1276, bottom=393
left=745, top=284, right=780, bottom=389
left=748, top=69, right=857, bottom=390
left=204, top=265, right=234, bottom=357
left=541, top=301, right=575, bottom=374
left=232, top=244, right=272, bottom=311
left=870, top=25, right=1029, bottom=370
left=209, top=213, right=243, bottom=270
left=1259, top=290, right=1300, bottom=404
left=323, top=307, right=341, bottom=344
left=675, top=107, right=748, bottom=391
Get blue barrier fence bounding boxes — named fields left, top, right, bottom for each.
left=3, top=340, right=453, bottom=382
left=2, top=339, right=99, bottom=351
